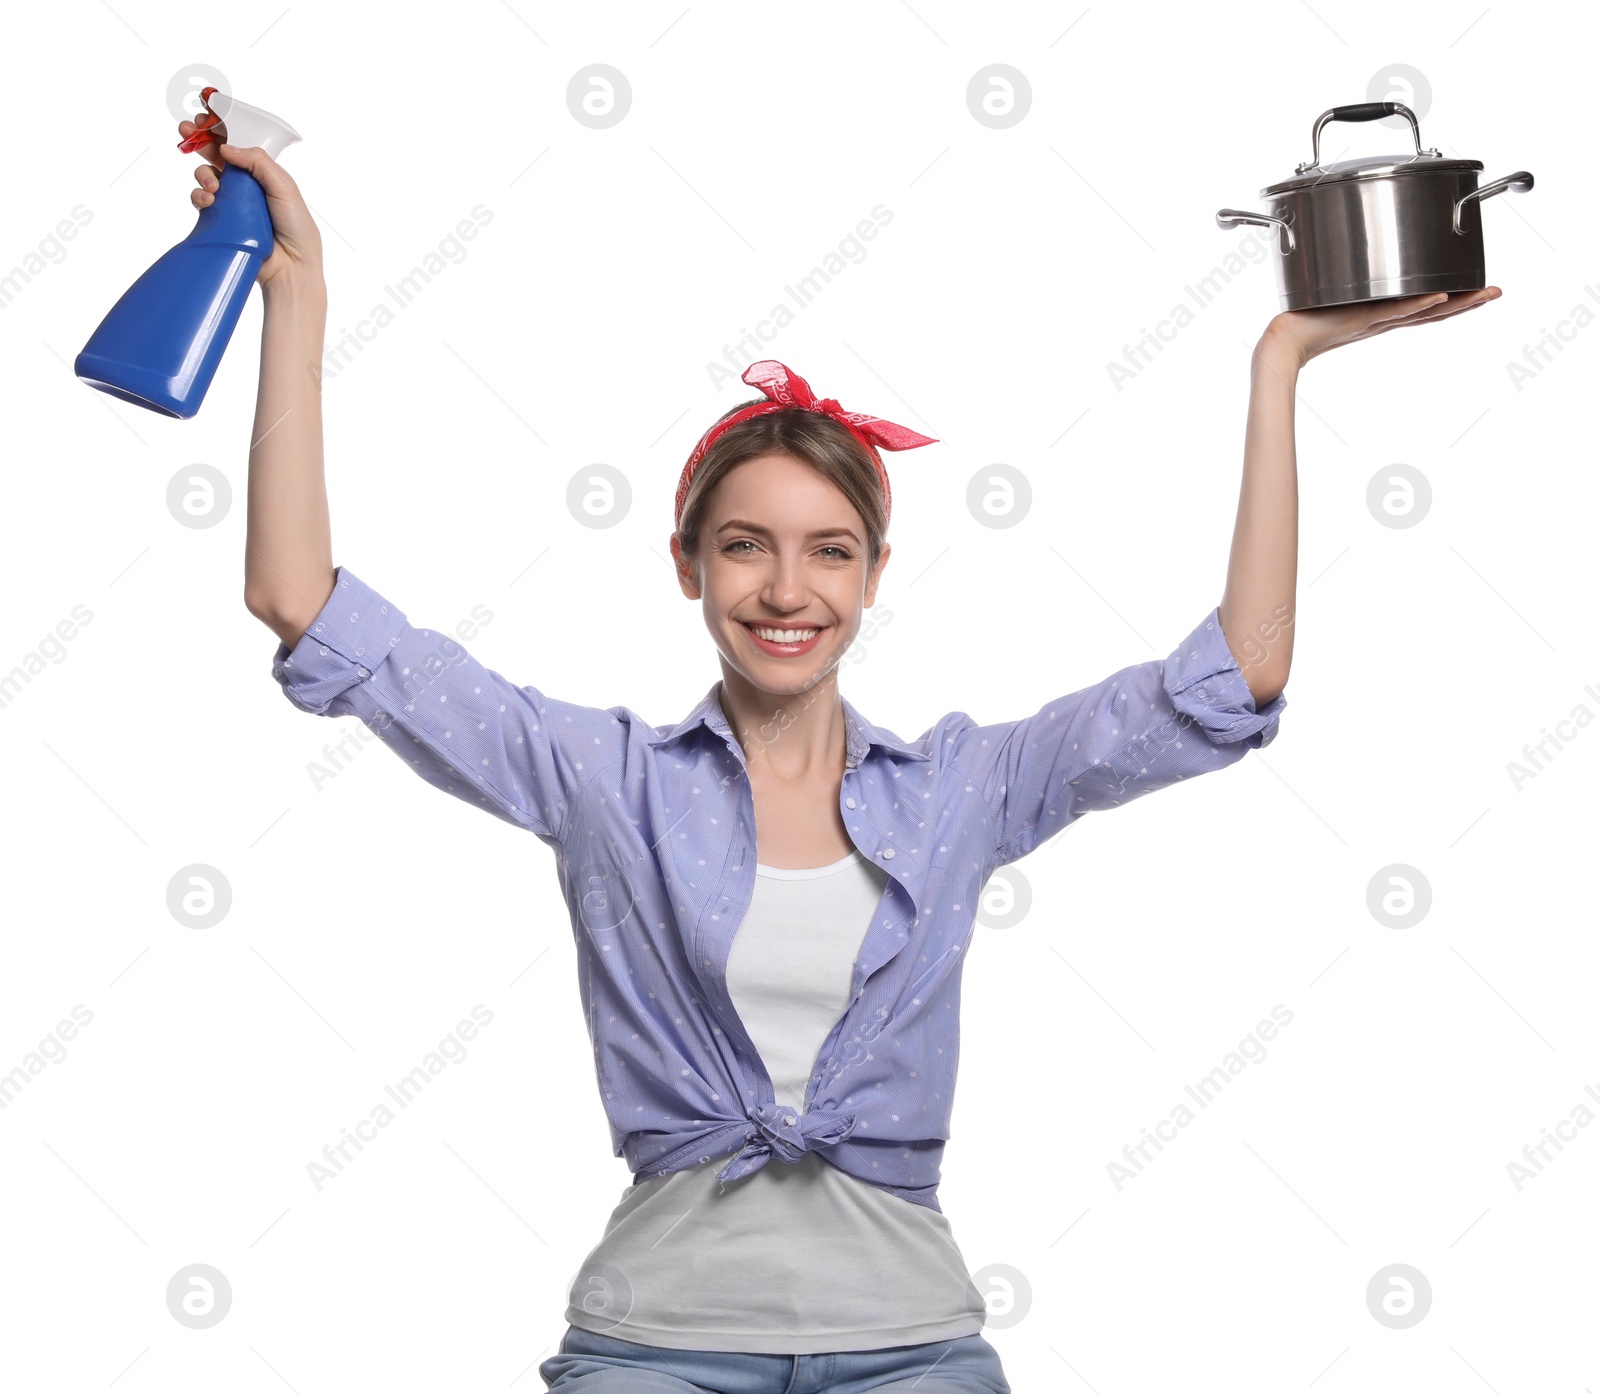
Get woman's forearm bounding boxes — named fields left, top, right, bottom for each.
left=243, top=269, right=334, bottom=646
left=1213, top=288, right=1495, bottom=706
left=1218, top=330, right=1301, bottom=706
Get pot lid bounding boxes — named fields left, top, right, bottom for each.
left=1262, top=101, right=1479, bottom=195
left=1263, top=152, right=1482, bottom=196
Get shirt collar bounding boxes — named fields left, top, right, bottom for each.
left=647, top=681, right=931, bottom=769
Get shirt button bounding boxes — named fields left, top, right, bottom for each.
left=783, top=1115, right=796, bottom=1126
left=845, top=798, right=856, bottom=809
left=881, top=848, right=895, bottom=859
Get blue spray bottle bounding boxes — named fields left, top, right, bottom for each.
left=75, top=87, right=301, bottom=419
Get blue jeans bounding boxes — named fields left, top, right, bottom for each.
left=539, top=1323, right=1011, bottom=1392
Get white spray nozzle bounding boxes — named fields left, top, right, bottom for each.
left=201, top=88, right=301, bottom=160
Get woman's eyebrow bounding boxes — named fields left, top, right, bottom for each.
left=716, top=519, right=861, bottom=542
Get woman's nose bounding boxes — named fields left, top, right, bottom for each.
left=760, top=556, right=808, bottom=603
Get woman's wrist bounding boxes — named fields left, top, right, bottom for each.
left=1254, top=322, right=1305, bottom=378
left=261, top=263, right=327, bottom=313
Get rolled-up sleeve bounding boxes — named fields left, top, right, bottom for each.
left=946, top=606, right=1286, bottom=869
left=271, top=565, right=622, bottom=843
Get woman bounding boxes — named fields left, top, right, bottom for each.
left=187, top=119, right=1497, bottom=1392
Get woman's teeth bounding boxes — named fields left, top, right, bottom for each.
left=746, top=624, right=821, bottom=643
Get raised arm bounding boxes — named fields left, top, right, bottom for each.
left=1217, top=331, right=1299, bottom=705
left=180, top=118, right=334, bottom=644
left=1220, top=289, right=1503, bottom=701
left=945, top=288, right=1503, bottom=871
left=183, top=121, right=629, bottom=842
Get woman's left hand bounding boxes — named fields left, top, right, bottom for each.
left=1263, top=286, right=1501, bottom=369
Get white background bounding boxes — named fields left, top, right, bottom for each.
left=1, top=2, right=1594, bottom=1390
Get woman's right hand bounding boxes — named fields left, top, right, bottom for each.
left=179, top=118, right=324, bottom=291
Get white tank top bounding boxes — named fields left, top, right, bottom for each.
left=563, top=848, right=986, bottom=1354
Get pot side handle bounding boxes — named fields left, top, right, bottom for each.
left=1216, top=208, right=1295, bottom=255
left=1453, top=172, right=1535, bottom=235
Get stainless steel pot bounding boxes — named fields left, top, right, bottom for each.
left=1217, top=102, right=1533, bottom=310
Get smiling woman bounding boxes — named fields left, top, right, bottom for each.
left=222, top=78, right=1498, bottom=1379
left=261, top=353, right=1278, bottom=1383
left=665, top=367, right=927, bottom=717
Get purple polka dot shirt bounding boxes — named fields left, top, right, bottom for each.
left=272, top=566, right=1286, bottom=1212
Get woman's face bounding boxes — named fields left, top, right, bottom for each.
left=671, top=452, right=891, bottom=697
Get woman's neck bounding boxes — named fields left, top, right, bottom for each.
left=715, top=669, right=849, bottom=782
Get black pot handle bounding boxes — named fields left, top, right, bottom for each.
left=1295, top=101, right=1439, bottom=173
left=1326, top=101, right=1404, bottom=123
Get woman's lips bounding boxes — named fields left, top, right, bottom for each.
left=740, top=621, right=827, bottom=657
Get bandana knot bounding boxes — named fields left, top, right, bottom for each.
left=674, top=360, right=937, bottom=528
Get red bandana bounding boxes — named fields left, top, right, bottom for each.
left=674, top=360, right=938, bottom=528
